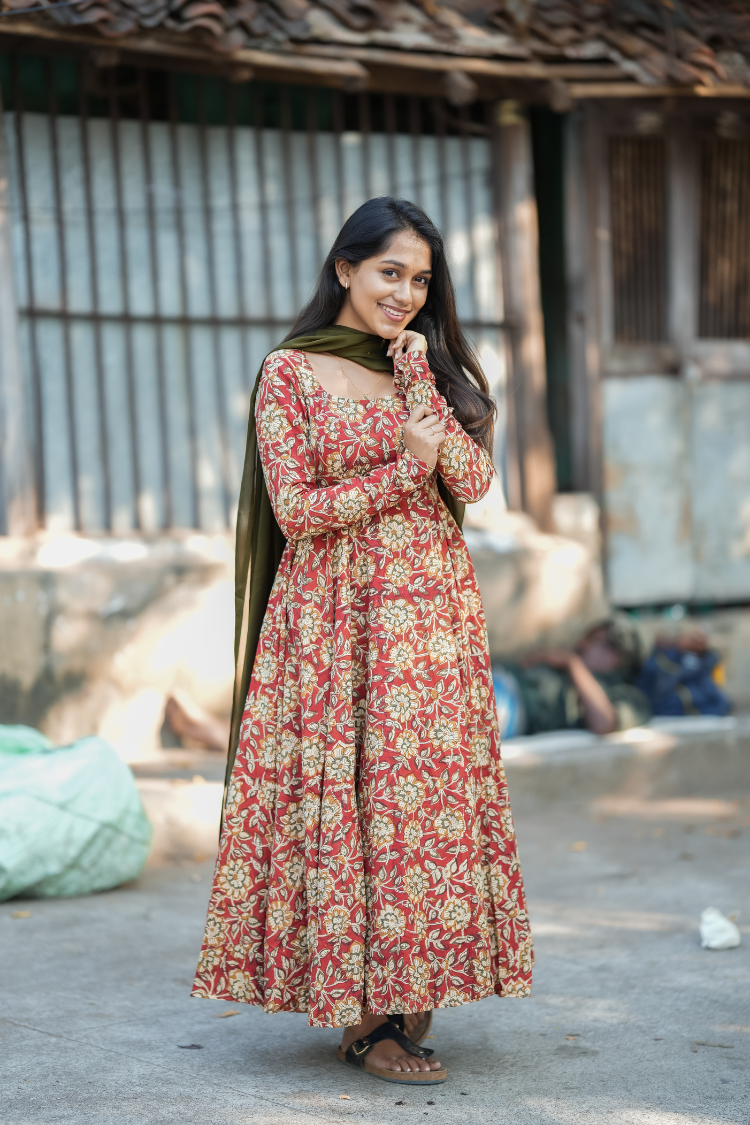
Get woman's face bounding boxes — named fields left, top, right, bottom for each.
left=335, top=230, right=432, bottom=339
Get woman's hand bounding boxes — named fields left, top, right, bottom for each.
left=403, top=403, right=446, bottom=469
left=387, top=330, right=428, bottom=363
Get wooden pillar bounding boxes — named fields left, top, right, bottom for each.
left=0, top=91, right=35, bottom=535
left=493, top=100, right=556, bottom=530
left=564, top=105, right=603, bottom=500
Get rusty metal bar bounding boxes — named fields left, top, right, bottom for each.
left=383, top=93, right=397, bottom=197
left=168, top=72, right=199, bottom=528
left=252, top=85, right=274, bottom=324
left=279, top=84, right=301, bottom=314
left=459, top=103, right=479, bottom=321
left=10, top=54, right=45, bottom=523
left=18, top=308, right=507, bottom=331
left=226, top=83, right=253, bottom=393
left=408, top=96, right=422, bottom=207
left=740, top=143, right=750, bottom=335
left=78, top=60, right=111, bottom=530
left=47, top=58, right=81, bottom=530
left=332, top=89, right=345, bottom=227
left=431, top=98, right=449, bottom=241
left=305, top=87, right=323, bottom=272
left=357, top=91, right=372, bottom=200
left=138, top=67, right=172, bottom=528
left=197, top=76, right=232, bottom=525
left=108, top=68, right=142, bottom=530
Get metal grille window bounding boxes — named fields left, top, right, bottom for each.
left=609, top=135, right=667, bottom=344
left=0, top=54, right=505, bottom=534
left=699, top=138, right=750, bottom=339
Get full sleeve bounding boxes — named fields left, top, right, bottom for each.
left=255, top=356, right=431, bottom=541
left=394, top=352, right=494, bottom=503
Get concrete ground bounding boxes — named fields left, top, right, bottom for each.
left=3, top=724, right=750, bottom=1125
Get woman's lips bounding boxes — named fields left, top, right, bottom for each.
left=378, top=302, right=408, bottom=322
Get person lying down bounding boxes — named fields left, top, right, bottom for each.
left=492, top=619, right=651, bottom=739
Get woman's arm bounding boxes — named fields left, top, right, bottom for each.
left=394, top=351, right=494, bottom=504
left=256, top=355, right=430, bottom=541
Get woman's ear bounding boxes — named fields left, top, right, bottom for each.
left=334, top=259, right=351, bottom=290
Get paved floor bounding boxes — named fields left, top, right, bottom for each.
left=2, top=794, right=749, bottom=1125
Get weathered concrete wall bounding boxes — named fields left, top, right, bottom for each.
left=465, top=482, right=608, bottom=657
left=603, top=376, right=750, bottom=605
left=0, top=496, right=607, bottom=756
left=0, top=534, right=234, bottom=758
left=603, top=377, right=693, bottom=604
left=691, top=381, right=750, bottom=601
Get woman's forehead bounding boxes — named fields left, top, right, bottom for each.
left=376, top=230, right=432, bottom=271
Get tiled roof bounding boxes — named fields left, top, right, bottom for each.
left=3, top=0, right=750, bottom=88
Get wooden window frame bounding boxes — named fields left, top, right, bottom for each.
left=565, top=100, right=750, bottom=497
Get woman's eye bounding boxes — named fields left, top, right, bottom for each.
left=414, top=276, right=429, bottom=286
left=383, top=269, right=398, bottom=278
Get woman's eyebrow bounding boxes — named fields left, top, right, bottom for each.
left=381, top=258, right=433, bottom=274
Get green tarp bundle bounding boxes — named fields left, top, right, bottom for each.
left=0, top=727, right=152, bottom=901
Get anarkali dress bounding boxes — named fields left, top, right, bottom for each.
left=192, top=347, right=533, bottom=1027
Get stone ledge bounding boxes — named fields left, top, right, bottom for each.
left=504, top=715, right=750, bottom=807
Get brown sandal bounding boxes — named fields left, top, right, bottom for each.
left=337, top=1020, right=447, bottom=1085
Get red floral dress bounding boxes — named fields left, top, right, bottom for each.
left=192, top=348, right=533, bottom=1027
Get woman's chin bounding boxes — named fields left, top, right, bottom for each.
left=371, top=319, right=405, bottom=340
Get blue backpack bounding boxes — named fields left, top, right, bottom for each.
left=634, top=646, right=731, bottom=717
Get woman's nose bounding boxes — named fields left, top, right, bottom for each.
left=392, top=277, right=411, bottom=305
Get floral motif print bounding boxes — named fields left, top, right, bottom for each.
left=192, top=348, right=533, bottom=1026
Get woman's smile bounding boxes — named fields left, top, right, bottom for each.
left=378, top=301, right=409, bottom=322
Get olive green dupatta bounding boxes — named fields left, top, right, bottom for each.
left=224, top=325, right=465, bottom=798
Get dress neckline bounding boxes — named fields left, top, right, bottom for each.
left=297, top=351, right=401, bottom=406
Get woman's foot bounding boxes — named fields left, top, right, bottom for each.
left=341, top=1014, right=441, bottom=1074
left=403, top=1011, right=431, bottom=1042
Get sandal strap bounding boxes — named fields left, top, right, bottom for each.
left=344, top=1020, right=434, bottom=1068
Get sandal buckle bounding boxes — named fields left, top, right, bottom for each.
left=352, top=1037, right=370, bottom=1056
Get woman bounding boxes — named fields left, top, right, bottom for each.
left=192, top=197, right=532, bottom=1085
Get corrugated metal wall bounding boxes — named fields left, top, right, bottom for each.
left=1, top=61, right=506, bottom=533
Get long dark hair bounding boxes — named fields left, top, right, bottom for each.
left=285, top=197, right=496, bottom=454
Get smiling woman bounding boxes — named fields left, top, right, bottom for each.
left=192, top=197, right=532, bottom=1087
left=290, top=197, right=496, bottom=454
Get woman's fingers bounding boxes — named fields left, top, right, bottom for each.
left=414, top=417, right=446, bottom=440
left=403, top=407, right=447, bottom=468
left=386, top=330, right=408, bottom=359
left=408, top=403, right=431, bottom=423
left=387, top=330, right=428, bottom=361
left=408, top=408, right=441, bottom=429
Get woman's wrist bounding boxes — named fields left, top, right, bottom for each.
left=397, top=447, right=433, bottom=486
left=394, top=350, right=434, bottom=395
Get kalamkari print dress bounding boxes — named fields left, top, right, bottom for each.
left=192, top=348, right=533, bottom=1027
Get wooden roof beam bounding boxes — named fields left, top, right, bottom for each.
left=567, top=82, right=750, bottom=99
left=291, top=45, right=624, bottom=82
